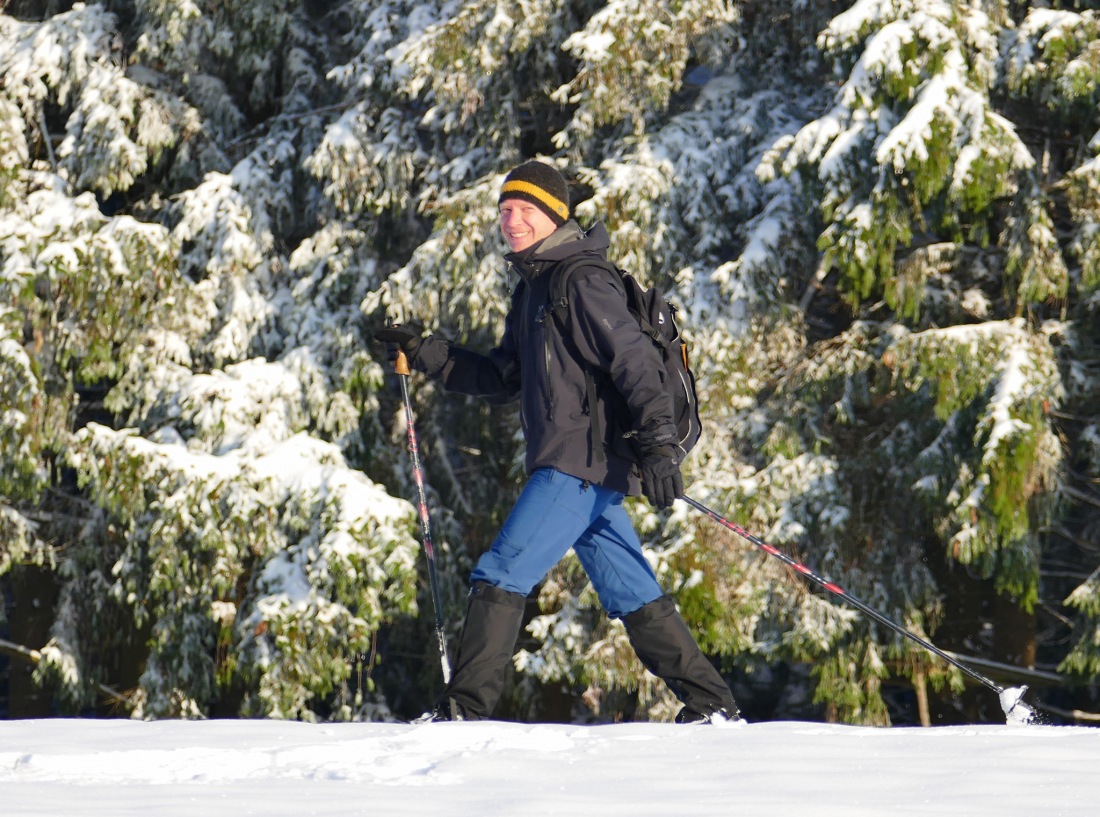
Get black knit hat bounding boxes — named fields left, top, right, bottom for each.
left=498, top=161, right=570, bottom=226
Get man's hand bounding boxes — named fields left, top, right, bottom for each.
left=639, top=444, right=683, bottom=510
left=375, top=323, right=424, bottom=366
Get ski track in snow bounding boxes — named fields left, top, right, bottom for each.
left=0, top=719, right=1097, bottom=816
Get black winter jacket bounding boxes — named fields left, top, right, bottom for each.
left=416, top=221, right=677, bottom=495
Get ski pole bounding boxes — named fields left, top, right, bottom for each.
left=395, top=349, right=452, bottom=683
left=681, top=493, right=1034, bottom=722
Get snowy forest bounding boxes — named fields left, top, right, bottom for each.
left=1, top=0, right=1098, bottom=728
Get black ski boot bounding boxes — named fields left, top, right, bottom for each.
left=622, top=595, right=740, bottom=724
left=424, top=581, right=527, bottom=721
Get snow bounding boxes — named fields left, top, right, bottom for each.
left=1, top=717, right=1098, bottom=816
left=983, top=347, right=1032, bottom=463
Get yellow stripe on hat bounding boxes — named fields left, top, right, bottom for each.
left=500, top=180, right=569, bottom=219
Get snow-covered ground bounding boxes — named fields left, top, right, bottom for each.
left=1, top=717, right=1097, bottom=816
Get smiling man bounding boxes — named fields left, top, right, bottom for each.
left=376, top=160, right=739, bottom=725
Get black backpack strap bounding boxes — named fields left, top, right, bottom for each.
left=619, top=274, right=670, bottom=349
left=547, top=258, right=580, bottom=326
left=636, top=315, right=665, bottom=346
left=548, top=255, right=618, bottom=319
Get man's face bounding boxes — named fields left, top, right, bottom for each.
left=498, top=199, right=558, bottom=253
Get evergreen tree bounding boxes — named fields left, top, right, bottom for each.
left=1, top=2, right=422, bottom=720
left=731, top=0, right=1098, bottom=723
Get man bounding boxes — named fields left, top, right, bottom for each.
left=377, top=161, right=738, bottom=724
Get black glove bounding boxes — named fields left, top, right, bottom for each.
left=374, top=323, right=424, bottom=367
left=639, top=444, right=683, bottom=510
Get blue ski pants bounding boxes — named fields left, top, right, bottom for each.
left=470, top=468, right=664, bottom=619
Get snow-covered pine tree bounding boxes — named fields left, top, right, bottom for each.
left=1, top=2, right=422, bottom=720
left=997, top=4, right=1100, bottom=692
left=734, top=0, right=1098, bottom=722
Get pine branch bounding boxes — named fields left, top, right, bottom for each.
left=0, top=637, right=130, bottom=707
left=1063, top=483, right=1100, bottom=512
left=1032, top=701, right=1100, bottom=724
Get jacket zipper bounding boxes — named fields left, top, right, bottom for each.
left=535, top=303, right=555, bottom=420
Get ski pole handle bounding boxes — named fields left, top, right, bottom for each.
left=395, top=349, right=411, bottom=377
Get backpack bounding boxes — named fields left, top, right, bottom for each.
left=547, top=258, right=702, bottom=463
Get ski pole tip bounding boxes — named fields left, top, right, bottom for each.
left=999, top=685, right=1036, bottom=726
